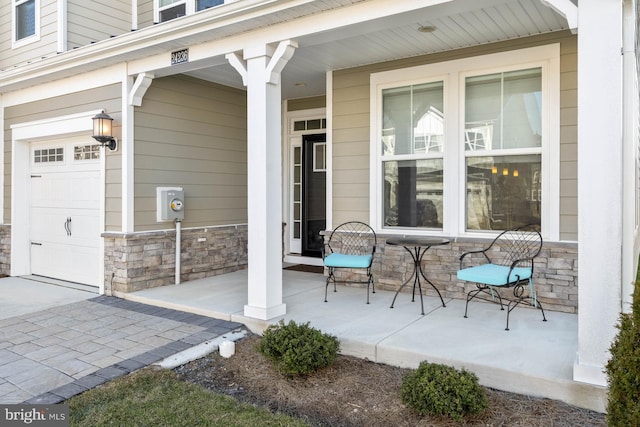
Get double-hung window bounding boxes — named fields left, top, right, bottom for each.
left=13, top=0, right=38, bottom=45
left=157, top=0, right=225, bottom=22
left=371, top=45, right=559, bottom=237
left=464, top=68, right=543, bottom=231
left=381, top=81, right=445, bottom=229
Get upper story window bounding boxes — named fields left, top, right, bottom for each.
left=157, top=0, right=225, bottom=22
left=371, top=45, right=560, bottom=239
left=13, top=0, right=39, bottom=46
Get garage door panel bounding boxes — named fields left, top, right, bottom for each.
left=29, top=138, right=101, bottom=286
left=30, top=208, right=72, bottom=242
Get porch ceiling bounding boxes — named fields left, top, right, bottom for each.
left=185, top=0, right=571, bottom=98
left=0, top=0, right=572, bottom=97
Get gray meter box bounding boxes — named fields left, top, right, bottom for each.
left=157, top=187, right=185, bottom=221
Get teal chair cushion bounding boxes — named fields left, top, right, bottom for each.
left=324, top=253, right=373, bottom=269
left=457, top=263, right=532, bottom=286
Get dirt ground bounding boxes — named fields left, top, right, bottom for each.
left=174, top=334, right=607, bottom=427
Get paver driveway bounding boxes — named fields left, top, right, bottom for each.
left=0, top=295, right=243, bottom=404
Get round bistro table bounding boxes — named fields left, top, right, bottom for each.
left=387, top=237, right=450, bottom=315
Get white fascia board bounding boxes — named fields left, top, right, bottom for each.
left=540, top=0, right=578, bottom=33
left=2, top=65, right=123, bottom=107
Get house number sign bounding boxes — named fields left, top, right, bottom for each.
left=171, top=48, right=189, bottom=65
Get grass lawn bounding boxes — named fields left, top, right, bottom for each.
left=68, top=367, right=309, bottom=427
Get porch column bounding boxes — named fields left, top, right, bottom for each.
left=574, top=0, right=624, bottom=386
left=226, top=40, right=297, bottom=320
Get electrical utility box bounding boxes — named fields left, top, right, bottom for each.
left=157, top=187, right=185, bottom=221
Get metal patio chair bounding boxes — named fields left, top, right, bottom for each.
left=457, top=225, right=546, bottom=330
left=322, top=221, right=377, bottom=304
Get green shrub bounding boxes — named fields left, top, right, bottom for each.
left=605, top=275, right=640, bottom=426
left=257, top=320, right=340, bottom=377
left=401, top=361, right=487, bottom=421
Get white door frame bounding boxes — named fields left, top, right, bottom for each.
left=282, top=107, right=326, bottom=266
left=10, top=110, right=106, bottom=293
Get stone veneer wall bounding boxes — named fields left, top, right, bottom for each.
left=103, top=225, right=248, bottom=294
left=330, top=236, right=578, bottom=314
left=0, top=225, right=10, bottom=276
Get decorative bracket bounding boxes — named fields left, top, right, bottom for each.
left=225, top=52, right=248, bottom=86
left=128, top=72, right=155, bottom=107
left=226, top=39, right=297, bottom=87
left=265, top=40, right=297, bottom=85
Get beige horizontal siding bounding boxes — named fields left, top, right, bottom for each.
left=331, top=31, right=578, bottom=240
left=137, top=0, right=155, bottom=29
left=134, top=75, right=247, bottom=231
left=0, top=0, right=59, bottom=70
left=67, top=0, right=132, bottom=49
left=287, top=96, right=326, bottom=111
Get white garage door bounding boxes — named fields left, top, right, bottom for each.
left=29, top=137, right=101, bottom=286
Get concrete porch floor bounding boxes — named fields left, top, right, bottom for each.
left=124, top=269, right=607, bottom=413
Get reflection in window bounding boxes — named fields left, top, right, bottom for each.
left=382, top=81, right=444, bottom=156
left=15, top=0, right=36, bottom=40
left=466, top=155, right=541, bottom=230
left=465, top=68, right=542, bottom=151
left=197, top=0, right=224, bottom=11
left=384, top=159, right=443, bottom=229
left=381, top=81, right=444, bottom=230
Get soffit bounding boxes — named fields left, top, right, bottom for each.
left=0, top=0, right=571, bottom=98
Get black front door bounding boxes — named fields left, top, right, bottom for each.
left=302, top=134, right=326, bottom=257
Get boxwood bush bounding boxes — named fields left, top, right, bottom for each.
left=257, top=320, right=340, bottom=377
left=606, top=271, right=640, bottom=426
left=401, top=361, right=487, bottom=421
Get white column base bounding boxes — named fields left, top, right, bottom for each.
left=573, top=353, right=607, bottom=387
left=244, top=303, right=287, bottom=321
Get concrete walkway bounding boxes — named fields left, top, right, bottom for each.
left=0, top=277, right=243, bottom=404
left=127, top=269, right=608, bottom=413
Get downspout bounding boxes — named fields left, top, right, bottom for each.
left=621, top=0, right=638, bottom=313
left=57, top=0, right=67, bottom=53
left=132, top=0, right=138, bottom=31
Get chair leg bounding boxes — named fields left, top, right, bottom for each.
left=365, top=270, right=375, bottom=305
left=464, top=285, right=502, bottom=318
left=505, top=291, right=547, bottom=331
left=324, top=268, right=336, bottom=302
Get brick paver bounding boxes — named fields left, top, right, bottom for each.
left=0, top=296, right=243, bottom=404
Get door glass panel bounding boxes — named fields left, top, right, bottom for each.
left=292, top=146, right=302, bottom=243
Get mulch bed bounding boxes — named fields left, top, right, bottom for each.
left=174, top=334, right=607, bottom=427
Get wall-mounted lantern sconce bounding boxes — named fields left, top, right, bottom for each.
left=92, top=111, right=118, bottom=151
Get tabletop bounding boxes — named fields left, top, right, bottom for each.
left=386, top=237, right=450, bottom=247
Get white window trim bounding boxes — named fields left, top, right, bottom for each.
left=154, top=0, right=231, bottom=22
left=12, top=0, right=41, bottom=48
left=370, top=44, right=560, bottom=241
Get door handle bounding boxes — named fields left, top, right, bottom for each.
left=64, top=217, right=72, bottom=236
